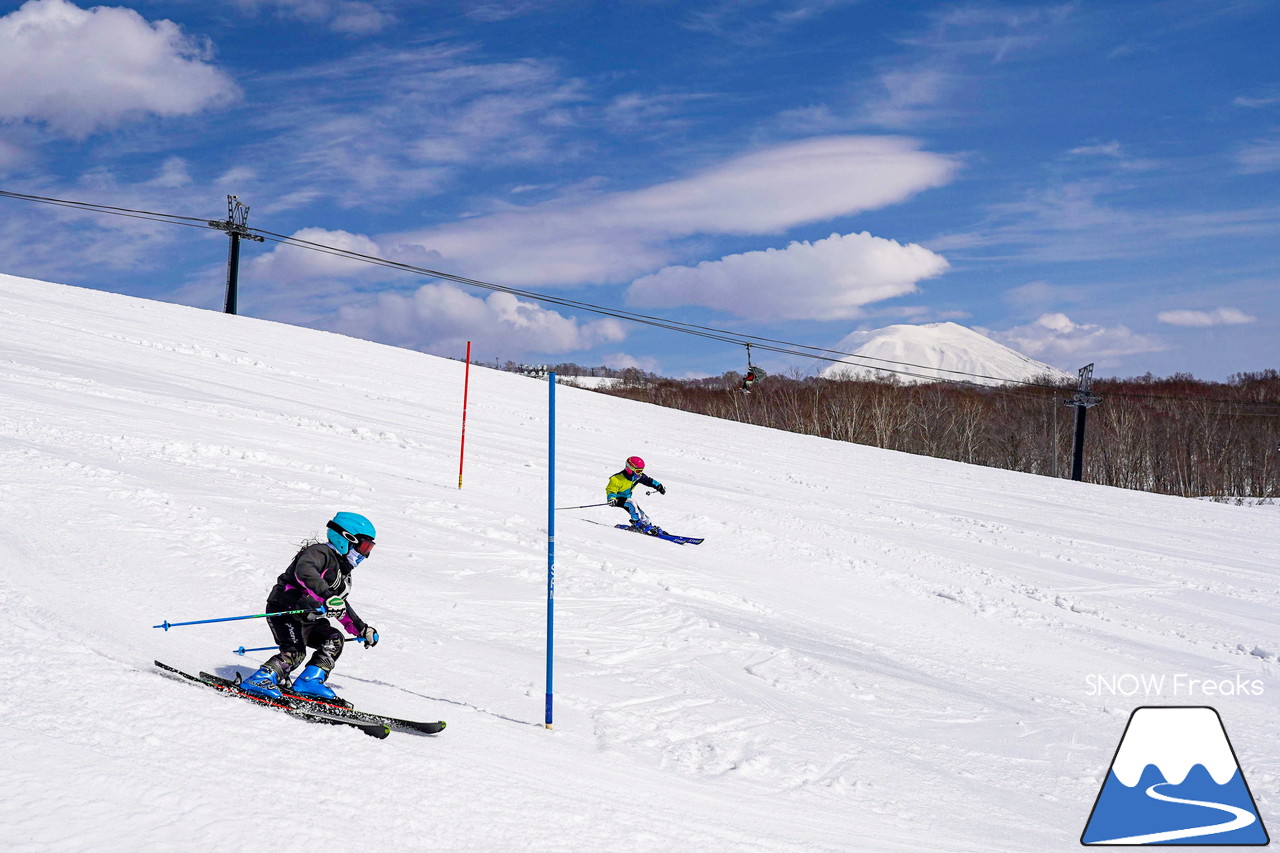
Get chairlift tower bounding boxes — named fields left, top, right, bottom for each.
left=209, top=195, right=265, bottom=315
left=1063, top=363, right=1102, bottom=482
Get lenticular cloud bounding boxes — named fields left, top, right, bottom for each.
left=627, top=231, right=950, bottom=321
left=386, top=135, right=958, bottom=287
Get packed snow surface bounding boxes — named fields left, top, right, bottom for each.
left=1, top=273, right=1275, bottom=852
left=821, top=321, right=1073, bottom=385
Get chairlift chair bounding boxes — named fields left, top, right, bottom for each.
left=739, top=344, right=767, bottom=392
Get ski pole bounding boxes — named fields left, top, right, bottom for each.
left=153, top=606, right=324, bottom=631
left=233, top=637, right=361, bottom=656
left=554, top=502, right=613, bottom=510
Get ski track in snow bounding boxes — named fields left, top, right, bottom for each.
left=1, top=274, right=1277, bottom=852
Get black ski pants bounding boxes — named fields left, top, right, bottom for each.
left=261, top=612, right=345, bottom=682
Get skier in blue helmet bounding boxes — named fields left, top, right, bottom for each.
left=240, top=512, right=380, bottom=706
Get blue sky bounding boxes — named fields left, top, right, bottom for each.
left=0, top=0, right=1277, bottom=379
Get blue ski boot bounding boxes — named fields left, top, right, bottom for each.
left=240, top=665, right=283, bottom=701
left=293, top=665, right=340, bottom=702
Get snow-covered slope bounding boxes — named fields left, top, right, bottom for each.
left=558, top=374, right=622, bottom=389
left=1, top=273, right=1276, bottom=852
left=820, top=321, right=1074, bottom=385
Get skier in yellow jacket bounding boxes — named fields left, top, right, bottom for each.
left=606, top=455, right=666, bottom=535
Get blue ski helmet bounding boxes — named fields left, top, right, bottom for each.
left=326, top=512, right=376, bottom=556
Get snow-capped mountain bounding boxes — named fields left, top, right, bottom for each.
left=819, top=321, right=1074, bottom=386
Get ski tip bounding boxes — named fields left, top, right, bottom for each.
left=410, top=720, right=447, bottom=735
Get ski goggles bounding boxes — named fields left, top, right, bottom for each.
left=350, top=535, right=375, bottom=557
left=329, top=520, right=375, bottom=556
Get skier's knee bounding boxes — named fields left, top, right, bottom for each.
left=309, top=632, right=345, bottom=671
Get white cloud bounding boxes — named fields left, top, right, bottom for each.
left=328, top=2, right=391, bottom=35
left=1233, top=93, right=1280, bottom=109
left=236, top=226, right=624, bottom=357
left=462, top=1, right=561, bottom=24
left=388, top=135, right=958, bottom=286
left=595, top=352, right=663, bottom=373
left=628, top=231, right=949, bottom=321
left=862, top=68, right=955, bottom=128
left=930, top=176, right=1280, bottom=262
left=249, top=228, right=393, bottom=285
left=610, top=136, right=954, bottom=233
left=0, top=136, right=29, bottom=171
left=1004, top=280, right=1061, bottom=306
left=680, top=0, right=862, bottom=45
left=918, top=4, right=1074, bottom=57
left=1156, top=307, right=1257, bottom=327
left=0, top=0, right=238, bottom=138
left=332, top=283, right=627, bottom=357
left=1235, top=136, right=1280, bottom=174
left=601, top=92, right=708, bottom=136
left=854, top=4, right=1074, bottom=129
left=237, top=49, right=585, bottom=207
left=1064, top=141, right=1162, bottom=174
left=991, top=313, right=1167, bottom=365
left=1069, top=141, right=1123, bottom=158
left=147, top=157, right=194, bottom=189
left=229, top=0, right=392, bottom=34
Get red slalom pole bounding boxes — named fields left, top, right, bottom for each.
left=458, top=340, right=471, bottom=488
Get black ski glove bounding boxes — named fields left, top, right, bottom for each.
left=655, top=483, right=666, bottom=495
left=609, top=497, right=627, bottom=507
left=359, top=625, right=379, bottom=648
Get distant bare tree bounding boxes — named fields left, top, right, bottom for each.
left=599, top=371, right=1280, bottom=502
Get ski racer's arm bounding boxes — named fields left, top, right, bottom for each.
left=638, top=473, right=664, bottom=493
left=340, top=600, right=367, bottom=637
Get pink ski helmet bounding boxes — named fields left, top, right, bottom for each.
left=625, top=455, right=645, bottom=474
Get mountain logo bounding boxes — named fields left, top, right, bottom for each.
left=1082, top=706, right=1269, bottom=846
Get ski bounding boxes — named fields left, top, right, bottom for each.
left=202, top=670, right=447, bottom=736
left=154, top=661, right=390, bottom=738
left=614, top=523, right=704, bottom=545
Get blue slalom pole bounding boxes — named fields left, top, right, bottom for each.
left=546, top=371, right=556, bottom=730
left=153, top=605, right=324, bottom=631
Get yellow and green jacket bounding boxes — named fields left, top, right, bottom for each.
left=606, top=469, right=661, bottom=502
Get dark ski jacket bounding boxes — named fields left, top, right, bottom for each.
left=267, top=542, right=367, bottom=636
